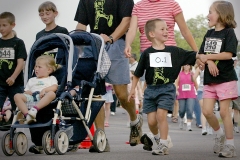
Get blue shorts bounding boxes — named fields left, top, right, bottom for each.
left=104, top=39, right=130, bottom=85
left=24, top=93, right=40, bottom=102
left=143, top=83, right=176, bottom=114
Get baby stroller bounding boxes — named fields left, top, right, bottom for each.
left=1, top=31, right=109, bottom=156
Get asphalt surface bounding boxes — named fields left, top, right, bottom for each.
left=1, top=107, right=240, bottom=160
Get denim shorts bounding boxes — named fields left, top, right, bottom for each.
left=143, top=83, right=176, bottom=114
left=104, top=39, right=130, bottom=85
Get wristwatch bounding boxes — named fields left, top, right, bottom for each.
left=108, top=35, right=114, bottom=44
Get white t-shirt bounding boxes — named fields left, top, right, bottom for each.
left=24, top=76, right=58, bottom=92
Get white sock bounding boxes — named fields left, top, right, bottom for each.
left=214, top=127, right=224, bottom=137
left=187, top=122, right=191, bottom=126
left=226, top=139, right=234, bottom=146
left=153, top=133, right=160, bottom=140
left=160, top=139, right=168, bottom=146
left=130, top=117, right=139, bottom=126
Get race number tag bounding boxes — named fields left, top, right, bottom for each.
left=204, top=38, right=222, bottom=53
left=149, top=52, right=172, bottom=67
left=0, top=48, right=15, bottom=59
left=182, top=84, right=191, bottom=91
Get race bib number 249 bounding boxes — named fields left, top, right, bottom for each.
left=204, top=38, right=222, bottom=53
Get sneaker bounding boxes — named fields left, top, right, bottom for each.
left=89, top=138, right=110, bottom=152
left=187, top=125, right=192, bottom=131
left=140, top=134, right=153, bottom=151
left=24, top=108, right=37, bottom=124
left=213, top=135, right=225, bottom=154
left=219, top=144, right=237, bottom=158
left=179, top=119, right=184, bottom=130
left=110, top=112, right=115, bottom=116
left=67, top=143, right=79, bottom=152
left=29, top=145, right=43, bottom=154
left=202, top=128, right=207, bottom=135
left=129, top=114, right=143, bottom=146
left=234, top=126, right=239, bottom=133
left=167, top=135, right=173, bottom=148
left=207, top=127, right=213, bottom=135
left=152, top=143, right=169, bottom=155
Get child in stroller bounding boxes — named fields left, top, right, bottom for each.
left=14, top=55, right=60, bottom=124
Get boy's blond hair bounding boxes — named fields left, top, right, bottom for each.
left=38, top=1, right=57, bottom=13
left=0, top=12, right=15, bottom=24
left=144, top=18, right=164, bottom=41
left=36, top=55, right=61, bottom=72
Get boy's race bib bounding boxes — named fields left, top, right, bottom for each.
left=204, top=38, right=222, bottom=53
left=149, top=52, right=172, bottom=67
left=182, top=84, right=191, bottom=91
left=0, top=48, right=15, bottom=59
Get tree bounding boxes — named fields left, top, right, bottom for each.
left=131, top=30, right=141, bottom=60
left=175, top=14, right=209, bottom=50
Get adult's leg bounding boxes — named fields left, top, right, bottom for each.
left=194, top=98, right=202, bottom=127
left=113, top=84, right=136, bottom=121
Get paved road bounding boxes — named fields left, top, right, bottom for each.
left=1, top=107, right=240, bottom=160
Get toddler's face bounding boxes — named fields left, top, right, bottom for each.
left=34, top=60, right=52, bottom=78
left=39, top=9, right=57, bottom=25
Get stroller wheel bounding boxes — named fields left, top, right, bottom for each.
left=13, top=132, right=28, bottom=156
left=54, top=130, right=69, bottom=155
left=42, top=130, right=56, bottom=155
left=1, top=131, right=15, bottom=156
left=93, top=129, right=107, bottom=153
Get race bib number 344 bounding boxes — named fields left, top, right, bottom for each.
left=149, top=52, right=172, bottom=67
left=0, top=48, right=15, bottom=59
left=204, top=38, right=222, bottom=53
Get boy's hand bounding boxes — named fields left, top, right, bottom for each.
left=128, top=89, right=135, bottom=102
left=6, top=77, right=15, bottom=86
left=207, top=61, right=219, bottom=77
left=124, top=45, right=132, bottom=58
left=196, top=59, right=205, bottom=70
left=198, top=54, right=208, bottom=64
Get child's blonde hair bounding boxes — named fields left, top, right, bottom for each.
left=144, top=18, right=164, bottom=41
left=36, top=55, right=61, bottom=72
left=0, top=12, right=15, bottom=24
left=38, top=1, right=57, bottom=13
left=212, top=1, right=237, bottom=28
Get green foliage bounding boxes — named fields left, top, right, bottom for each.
left=175, top=14, right=209, bottom=50
left=131, top=31, right=141, bottom=60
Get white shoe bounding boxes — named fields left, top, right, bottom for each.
left=234, top=126, right=239, bottom=133
left=187, top=125, right=192, bottom=131
left=110, top=112, right=115, bottom=116
left=202, top=128, right=207, bottom=135
left=167, top=135, right=173, bottom=148
left=207, top=127, right=213, bottom=135
left=24, top=107, right=37, bottom=124
left=179, top=119, right=184, bottom=129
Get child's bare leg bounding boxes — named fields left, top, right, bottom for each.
left=202, top=99, right=219, bottom=130
left=3, top=110, right=12, bottom=122
left=219, top=99, right=233, bottom=139
left=36, top=91, right=56, bottom=109
left=157, top=109, right=168, bottom=140
left=104, top=103, right=111, bottom=124
left=147, top=112, right=158, bottom=135
left=14, top=93, right=28, bottom=115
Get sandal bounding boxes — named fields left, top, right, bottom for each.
left=172, top=117, right=178, bottom=123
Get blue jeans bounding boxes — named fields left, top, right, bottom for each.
left=194, top=98, right=202, bottom=125
left=178, top=98, right=195, bottom=120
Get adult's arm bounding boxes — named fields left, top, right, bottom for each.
left=175, top=13, right=198, bottom=52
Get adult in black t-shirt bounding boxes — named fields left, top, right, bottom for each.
left=74, top=0, right=143, bottom=150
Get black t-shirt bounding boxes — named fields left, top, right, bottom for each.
left=0, top=37, right=27, bottom=86
left=135, top=46, right=196, bottom=85
left=36, top=25, right=69, bottom=40
left=74, top=0, right=134, bottom=39
left=199, top=28, right=238, bottom=85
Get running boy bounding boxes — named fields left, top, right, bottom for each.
left=128, top=18, right=196, bottom=155
left=196, top=1, right=238, bottom=158
left=14, top=55, right=60, bottom=124
left=0, top=12, right=27, bottom=115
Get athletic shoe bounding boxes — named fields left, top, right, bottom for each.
left=152, top=143, right=169, bottom=155
left=179, top=119, right=184, bottom=130
left=129, top=114, right=143, bottom=146
left=219, top=144, right=237, bottom=158
left=202, top=128, right=207, bottom=135
left=29, top=145, right=43, bottom=154
left=213, top=134, right=225, bottom=154
left=24, top=107, right=37, bottom=124
left=187, top=125, right=192, bottom=131
left=234, top=126, right=239, bottom=133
